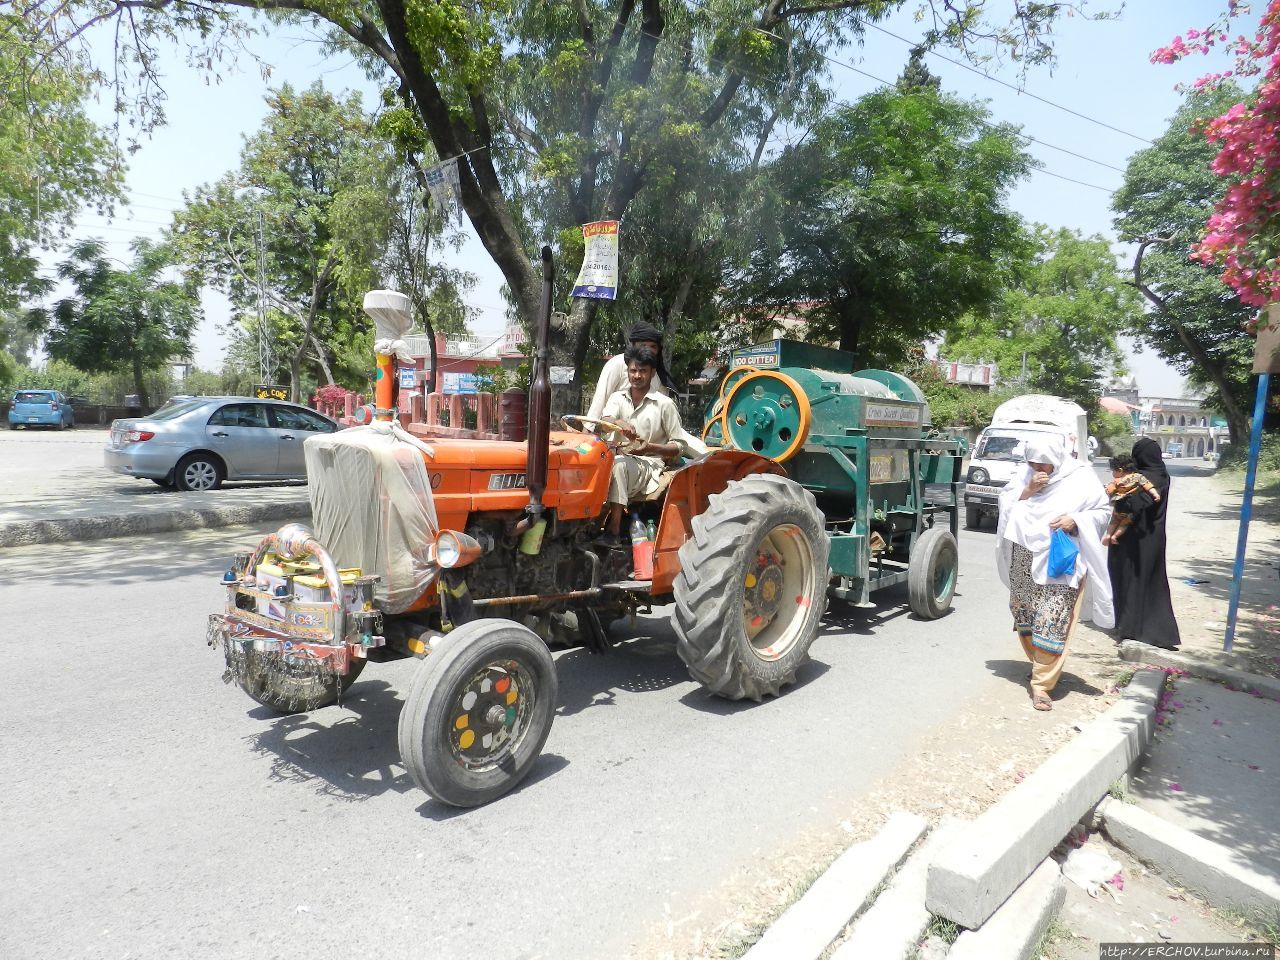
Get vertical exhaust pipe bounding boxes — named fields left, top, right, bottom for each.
left=525, top=246, right=554, bottom=522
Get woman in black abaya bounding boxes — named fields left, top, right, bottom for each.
left=1108, top=437, right=1181, bottom=649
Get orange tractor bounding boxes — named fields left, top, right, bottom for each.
left=208, top=250, right=830, bottom=807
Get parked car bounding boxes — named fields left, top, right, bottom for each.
left=7, top=390, right=75, bottom=430
left=104, top=397, right=339, bottom=491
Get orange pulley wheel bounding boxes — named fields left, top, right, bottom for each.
left=722, top=370, right=812, bottom=463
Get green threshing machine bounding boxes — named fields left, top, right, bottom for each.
left=704, top=339, right=965, bottom=618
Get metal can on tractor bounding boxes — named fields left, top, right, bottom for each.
left=208, top=249, right=832, bottom=808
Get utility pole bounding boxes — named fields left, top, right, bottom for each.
left=255, top=207, right=273, bottom=384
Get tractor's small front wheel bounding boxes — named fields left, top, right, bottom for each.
left=673, top=473, right=829, bottom=701
left=397, top=619, right=557, bottom=807
left=907, top=526, right=959, bottom=620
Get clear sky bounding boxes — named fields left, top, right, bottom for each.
left=61, top=0, right=1253, bottom=397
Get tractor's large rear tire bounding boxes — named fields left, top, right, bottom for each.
left=238, top=655, right=366, bottom=714
left=397, top=619, right=557, bottom=807
left=673, top=473, right=829, bottom=701
left=908, top=526, right=959, bottom=620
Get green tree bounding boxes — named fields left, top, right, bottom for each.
left=1112, top=86, right=1256, bottom=444
left=734, top=81, right=1033, bottom=367
left=942, top=226, right=1134, bottom=410
left=21, top=0, right=1085, bottom=416
left=30, top=239, right=200, bottom=408
left=0, top=27, right=122, bottom=309
left=172, top=83, right=398, bottom=401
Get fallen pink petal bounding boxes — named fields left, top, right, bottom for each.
left=1212, top=719, right=1224, bottom=726
left=1169, top=783, right=1184, bottom=792
left=1108, top=872, right=1125, bottom=891
left=1172, top=700, right=1185, bottom=709
left=1248, top=764, right=1261, bottom=770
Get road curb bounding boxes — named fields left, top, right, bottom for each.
left=1098, top=796, right=1280, bottom=914
left=925, top=668, right=1163, bottom=929
left=947, top=858, right=1064, bottom=960
left=0, top=499, right=311, bottom=548
left=831, top=819, right=964, bottom=960
left=742, top=812, right=927, bottom=960
left=1119, top=641, right=1280, bottom=700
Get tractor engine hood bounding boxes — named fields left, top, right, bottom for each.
left=304, top=422, right=440, bottom=613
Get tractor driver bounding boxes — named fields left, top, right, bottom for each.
left=599, top=345, right=684, bottom=541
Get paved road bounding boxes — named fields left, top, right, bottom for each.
left=0, top=439, right=1217, bottom=960
left=0, top=427, right=307, bottom=526
left=2, top=515, right=1033, bottom=960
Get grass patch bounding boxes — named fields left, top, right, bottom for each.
left=924, top=913, right=962, bottom=944
left=1108, top=778, right=1134, bottom=803
left=1219, top=905, right=1280, bottom=945
left=1032, top=916, right=1078, bottom=959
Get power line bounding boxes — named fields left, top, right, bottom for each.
left=854, top=17, right=1153, bottom=146
left=674, top=0, right=1126, bottom=187
left=745, top=24, right=1121, bottom=194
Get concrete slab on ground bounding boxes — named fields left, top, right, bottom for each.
left=948, top=857, right=1064, bottom=960
left=1130, top=676, right=1280, bottom=881
left=1121, top=642, right=1280, bottom=700
left=926, top=669, right=1162, bottom=930
left=830, top=820, right=963, bottom=960
left=742, top=812, right=927, bottom=960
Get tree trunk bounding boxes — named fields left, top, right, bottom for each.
left=1134, top=240, right=1249, bottom=444
left=419, top=307, right=439, bottom=396
left=565, top=296, right=603, bottom=420
left=131, top=352, right=149, bottom=410
left=289, top=353, right=303, bottom=405
left=309, top=334, right=335, bottom=387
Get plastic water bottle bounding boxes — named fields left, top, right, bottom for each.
left=630, top=513, right=655, bottom=581
left=646, top=518, right=657, bottom=542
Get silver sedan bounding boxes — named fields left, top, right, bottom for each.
left=104, top=397, right=339, bottom=491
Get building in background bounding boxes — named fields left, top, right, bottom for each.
left=1137, top=395, right=1226, bottom=458
left=933, top=358, right=998, bottom=391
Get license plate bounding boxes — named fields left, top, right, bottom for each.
left=27, top=417, right=38, bottom=422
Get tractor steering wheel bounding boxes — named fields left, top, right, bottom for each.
left=560, top=415, right=643, bottom=453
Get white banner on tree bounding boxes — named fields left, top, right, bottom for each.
left=424, top=157, right=463, bottom=224
left=572, top=220, right=619, bottom=300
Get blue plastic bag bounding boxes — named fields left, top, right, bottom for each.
left=1047, top=528, right=1079, bottom=578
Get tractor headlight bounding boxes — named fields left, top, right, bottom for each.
left=433, top=530, right=483, bottom=569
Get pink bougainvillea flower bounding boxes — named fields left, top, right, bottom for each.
left=1108, top=872, right=1125, bottom=891
left=1169, top=783, right=1184, bottom=792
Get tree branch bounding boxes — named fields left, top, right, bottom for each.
left=493, top=99, right=546, bottom=152
left=780, top=1, right=868, bottom=18
left=1133, top=237, right=1249, bottom=440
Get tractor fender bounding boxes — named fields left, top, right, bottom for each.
left=651, top=450, right=786, bottom=595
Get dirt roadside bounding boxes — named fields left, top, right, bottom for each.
left=637, top=467, right=1279, bottom=959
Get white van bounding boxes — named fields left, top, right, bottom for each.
left=964, top=395, right=1089, bottom=530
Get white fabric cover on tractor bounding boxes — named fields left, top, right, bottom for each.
left=304, top=422, right=439, bottom=613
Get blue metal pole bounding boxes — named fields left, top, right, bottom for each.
left=1224, top=372, right=1271, bottom=651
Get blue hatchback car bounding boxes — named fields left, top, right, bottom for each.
left=8, top=390, right=76, bottom=430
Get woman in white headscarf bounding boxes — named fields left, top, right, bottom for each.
left=996, top=435, right=1113, bottom=711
